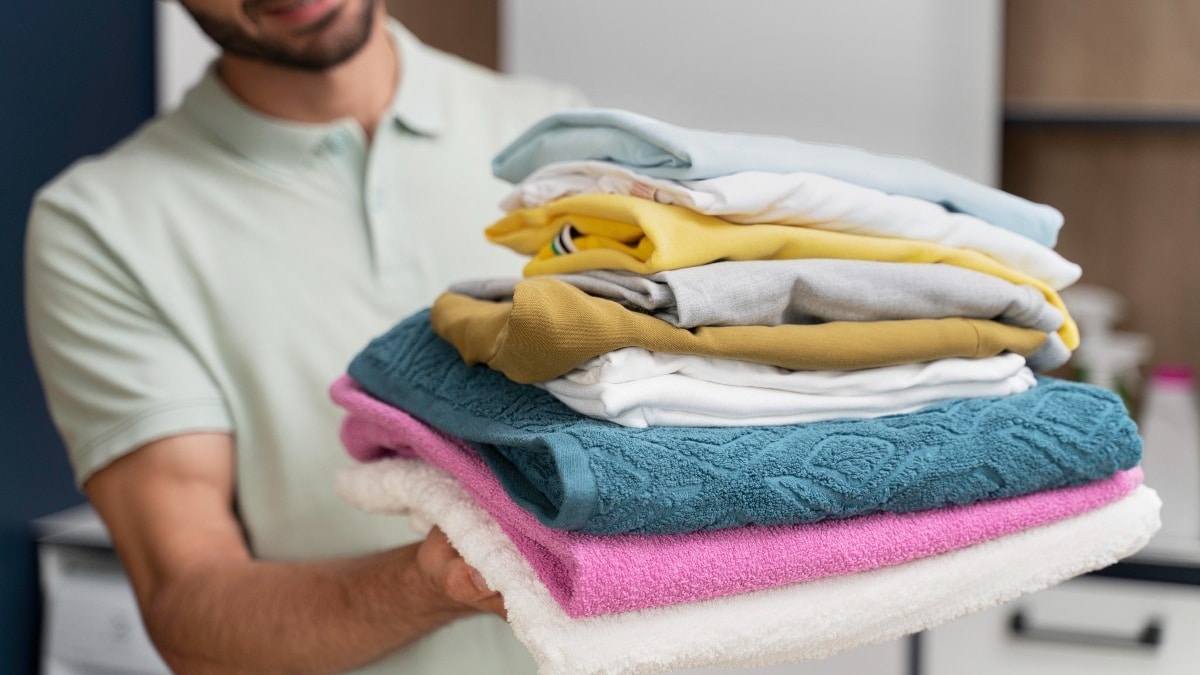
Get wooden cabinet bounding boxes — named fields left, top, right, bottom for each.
left=385, top=0, right=498, bottom=69
left=922, top=7, right=1200, bottom=670
left=1005, top=0, right=1200, bottom=113
left=1002, top=0, right=1200, bottom=379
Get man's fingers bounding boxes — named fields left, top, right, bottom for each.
left=474, top=594, right=508, bottom=621
left=442, top=558, right=498, bottom=604
left=468, top=568, right=492, bottom=594
left=415, top=527, right=506, bottom=618
left=416, top=526, right=458, bottom=570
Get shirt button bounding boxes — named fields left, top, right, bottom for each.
left=325, top=130, right=353, bottom=153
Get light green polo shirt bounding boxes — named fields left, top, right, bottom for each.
left=25, top=20, right=584, bottom=674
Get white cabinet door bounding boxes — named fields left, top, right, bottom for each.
left=39, top=545, right=170, bottom=675
left=924, top=576, right=1200, bottom=675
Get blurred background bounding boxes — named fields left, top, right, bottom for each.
left=3, top=0, right=1198, bottom=673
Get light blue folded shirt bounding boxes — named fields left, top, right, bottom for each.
left=492, top=108, right=1063, bottom=247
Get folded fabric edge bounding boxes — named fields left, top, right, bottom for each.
left=337, top=362, right=602, bottom=532
left=336, top=456, right=1160, bottom=675
left=336, top=456, right=1142, bottom=619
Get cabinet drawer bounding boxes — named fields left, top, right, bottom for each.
left=924, top=576, right=1200, bottom=675
left=39, top=545, right=170, bottom=675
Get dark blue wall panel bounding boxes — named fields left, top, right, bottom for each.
left=1, top=3, right=155, bottom=672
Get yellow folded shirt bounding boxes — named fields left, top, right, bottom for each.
left=485, top=194, right=1079, bottom=350
left=430, top=278, right=1051, bottom=384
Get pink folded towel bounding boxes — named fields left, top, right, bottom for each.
left=332, top=375, right=1143, bottom=618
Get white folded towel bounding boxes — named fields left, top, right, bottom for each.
left=338, top=459, right=1160, bottom=675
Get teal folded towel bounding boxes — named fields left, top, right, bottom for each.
left=347, top=310, right=1142, bottom=535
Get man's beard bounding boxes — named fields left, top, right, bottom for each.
left=184, top=0, right=380, bottom=72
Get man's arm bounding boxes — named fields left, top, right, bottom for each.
left=86, top=432, right=502, bottom=675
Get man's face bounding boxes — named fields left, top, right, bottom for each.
left=179, top=0, right=382, bottom=71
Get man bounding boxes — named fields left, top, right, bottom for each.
left=24, top=0, right=584, bottom=672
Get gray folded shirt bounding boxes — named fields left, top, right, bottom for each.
left=449, top=259, right=1065, bottom=332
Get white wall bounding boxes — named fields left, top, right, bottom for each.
left=155, top=1, right=219, bottom=112
left=155, top=2, right=1003, bottom=182
left=501, top=0, right=1002, bottom=185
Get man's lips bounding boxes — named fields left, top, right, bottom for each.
left=249, top=0, right=340, bottom=26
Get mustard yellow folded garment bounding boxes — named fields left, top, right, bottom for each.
left=430, top=278, right=1050, bottom=384
left=485, top=194, right=1079, bottom=350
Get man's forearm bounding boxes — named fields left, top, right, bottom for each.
left=83, top=436, right=500, bottom=674
left=144, top=542, right=475, bottom=675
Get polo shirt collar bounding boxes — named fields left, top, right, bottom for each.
left=179, top=18, right=445, bottom=173
left=389, top=21, right=446, bottom=137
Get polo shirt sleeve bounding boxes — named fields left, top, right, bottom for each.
left=24, top=193, right=234, bottom=488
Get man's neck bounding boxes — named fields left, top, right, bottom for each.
left=216, top=9, right=397, bottom=137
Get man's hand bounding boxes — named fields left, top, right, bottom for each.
left=416, top=526, right=506, bottom=620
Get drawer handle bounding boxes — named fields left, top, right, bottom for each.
left=1008, top=609, right=1162, bottom=651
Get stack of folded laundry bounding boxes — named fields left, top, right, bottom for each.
left=332, top=109, right=1161, bottom=675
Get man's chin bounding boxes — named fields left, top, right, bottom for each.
left=194, top=0, right=379, bottom=71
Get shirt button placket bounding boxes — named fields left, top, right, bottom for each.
left=364, top=152, right=398, bottom=285
left=365, top=126, right=425, bottom=291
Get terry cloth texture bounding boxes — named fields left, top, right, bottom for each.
left=336, top=457, right=1160, bottom=675
left=484, top=194, right=1079, bottom=350
left=447, top=259, right=1065, bottom=333
left=345, top=310, right=1143, bottom=535
left=489, top=109, right=1064, bottom=247
left=430, top=279, right=1070, bottom=381
left=332, top=374, right=1143, bottom=617
left=500, top=161, right=1080, bottom=289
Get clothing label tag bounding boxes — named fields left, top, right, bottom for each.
left=629, top=181, right=658, bottom=201
left=550, top=222, right=580, bottom=256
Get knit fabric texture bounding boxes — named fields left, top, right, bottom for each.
left=489, top=108, right=1063, bottom=247
left=447, top=260, right=1065, bottom=333
left=430, top=279, right=1065, bottom=383
left=347, top=310, right=1142, bottom=535
left=483, top=194, right=1078, bottom=350
left=498, top=161, right=1081, bottom=289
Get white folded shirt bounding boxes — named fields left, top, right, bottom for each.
left=501, top=161, right=1081, bottom=290
left=540, top=351, right=1037, bottom=427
